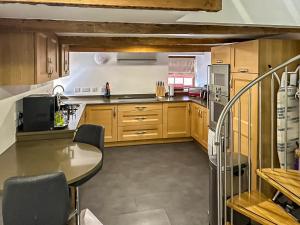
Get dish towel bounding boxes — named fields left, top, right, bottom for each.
left=277, top=72, right=299, bottom=169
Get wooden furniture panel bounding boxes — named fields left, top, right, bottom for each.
left=257, top=168, right=300, bottom=206
left=227, top=191, right=299, bottom=225
left=35, top=32, right=49, bottom=84
left=118, top=109, right=162, bottom=126
left=0, top=32, right=35, bottom=85
left=85, top=105, right=117, bottom=142
left=163, top=103, right=191, bottom=138
left=191, top=104, right=201, bottom=141
left=47, top=34, right=59, bottom=79
left=59, top=44, right=70, bottom=77
left=231, top=72, right=258, bottom=189
left=0, top=32, right=59, bottom=85
left=231, top=40, right=259, bottom=74
left=0, top=0, right=222, bottom=11
left=200, top=107, right=208, bottom=149
left=118, top=124, right=162, bottom=141
left=211, top=45, right=231, bottom=64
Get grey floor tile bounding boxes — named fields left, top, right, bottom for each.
left=103, top=209, right=171, bottom=225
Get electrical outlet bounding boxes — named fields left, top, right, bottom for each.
left=82, top=87, right=91, bottom=93
left=74, top=87, right=81, bottom=93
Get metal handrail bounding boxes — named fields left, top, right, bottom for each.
left=214, top=54, right=300, bottom=225
left=215, top=54, right=300, bottom=145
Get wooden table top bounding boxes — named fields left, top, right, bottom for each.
left=0, top=139, right=102, bottom=192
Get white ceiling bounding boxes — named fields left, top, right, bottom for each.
left=0, top=0, right=299, bottom=27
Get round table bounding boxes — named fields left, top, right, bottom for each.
left=0, top=138, right=102, bottom=192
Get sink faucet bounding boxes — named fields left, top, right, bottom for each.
left=52, top=85, right=65, bottom=96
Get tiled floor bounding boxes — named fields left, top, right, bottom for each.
left=0, top=141, right=209, bottom=225
left=81, top=141, right=209, bottom=225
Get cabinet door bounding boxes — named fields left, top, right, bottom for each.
left=230, top=72, right=258, bottom=188
left=211, top=45, right=231, bottom=64
left=163, top=103, right=191, bottom=138
left=60, top=44, right=70, bottom=77
left=200, top=107, right=208, bottom=149
left=191, top=104, right=201, bottom=141
left=231, top=40, right=259, bottom=74
left=85, top=105, right=118, bottom=142
left=47, top=35, right=59, bottom=80
left=35, top=32, right=49, bottom=84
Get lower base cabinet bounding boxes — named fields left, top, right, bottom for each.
left=79, top=102, right=208, bottom=149
left=191, top=103, right=208, bottom=149
left=162, top=103, right=191, bottom=138
left=84, top=105, right=118, bottom=142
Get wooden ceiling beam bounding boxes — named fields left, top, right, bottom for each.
left=0, top=0, right=222, bottom=11
left=69, top=45, right=211, bottom=52
left=1, top=18, right=299, bottom=35
left=59, top=36, right=242, bottom=46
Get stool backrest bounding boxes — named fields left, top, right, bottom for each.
left=2, top=172, right=70, bottom=225
left=73, top=124, right=105, bottom=152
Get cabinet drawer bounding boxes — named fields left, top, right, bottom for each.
left=118, top=103, right=162, bottom=112
left=118, top=125, right=162, bottom=141
left=118, top=110, right=162, bottom=126
left=211, top=45, right=231, bottom=64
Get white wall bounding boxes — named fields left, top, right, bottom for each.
left=0, top=83, right=53, bottom=154
left=55, top=52, right=210, bottom=96
left=55, top=52, right=169, bottom=96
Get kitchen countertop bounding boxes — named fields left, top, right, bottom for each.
left=0, top=139, right=102, bottom=192
left=64, top=95, right=208, bottom=108
left=16, top=95, right=207, bottom=140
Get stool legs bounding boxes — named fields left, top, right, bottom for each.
left=75, top=186, right=81, bottom=225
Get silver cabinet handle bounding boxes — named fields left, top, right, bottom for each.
left=135, top=117, right=146, bottom=120
left=135, top=106, right=147, bottom=111
left=238, top=68, right=249, bottom=73
left=216, top=59, right=223, bottom=64
left=136, top=131, right=147, bottom=135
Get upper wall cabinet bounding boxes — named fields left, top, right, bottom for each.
left=0, top=32, right=59, bottom=85
left=230, top=40, right=259, bottom=74
left=211, top=45, right=231, bottom=64
left=59, top=44, right=70, bottom=77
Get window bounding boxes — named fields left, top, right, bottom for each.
left=168, top=56, right=196, bottom=88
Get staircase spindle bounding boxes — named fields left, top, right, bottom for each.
left=284, top=66, right=288, bottom=171
left=230, top=109, right=234, bottom=225
left=259, top=81, right=262, bottom=192
left=238, top=99, right=242, bottom=197
left=271, top=73, right=274, bottom=170
left=248, top=89, right=252, bottom=193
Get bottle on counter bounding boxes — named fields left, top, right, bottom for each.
left=105, top=82, right=111, bottom=98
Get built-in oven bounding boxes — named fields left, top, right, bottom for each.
left=209, top=92, right=229, bottom=131
left=208, top=64, right=230, bottom=96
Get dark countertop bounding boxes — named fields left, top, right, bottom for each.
left=64, top=95, right=208, bottom=108
left=16, top=95, right=207, bottom=140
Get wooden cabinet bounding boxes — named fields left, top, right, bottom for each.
left=211, top=45, right=231, bottom=64
left=117, top=103, right=163, bottom=141
left=118, top=125, right=162, bottom=141
left=59, top=44, right=70, bottom=77
left=118, top=103, right=162, bottom=127
left=230, top=72, right=258, bottom=188
left=230, top=40, right=259, bottom=74
left=191, top=104, right=201, bottom=141
left=0, top=32, right=59, bottom=85
left=191, top=103, right=208, bottom=149
left=163, top=102, right=191, bottom=138
left=84, top=105, right=118, bottom=143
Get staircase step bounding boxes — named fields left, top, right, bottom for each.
left=227, top=191, right=298, bottom=225
left=257, top=168, right=300, bottom=205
